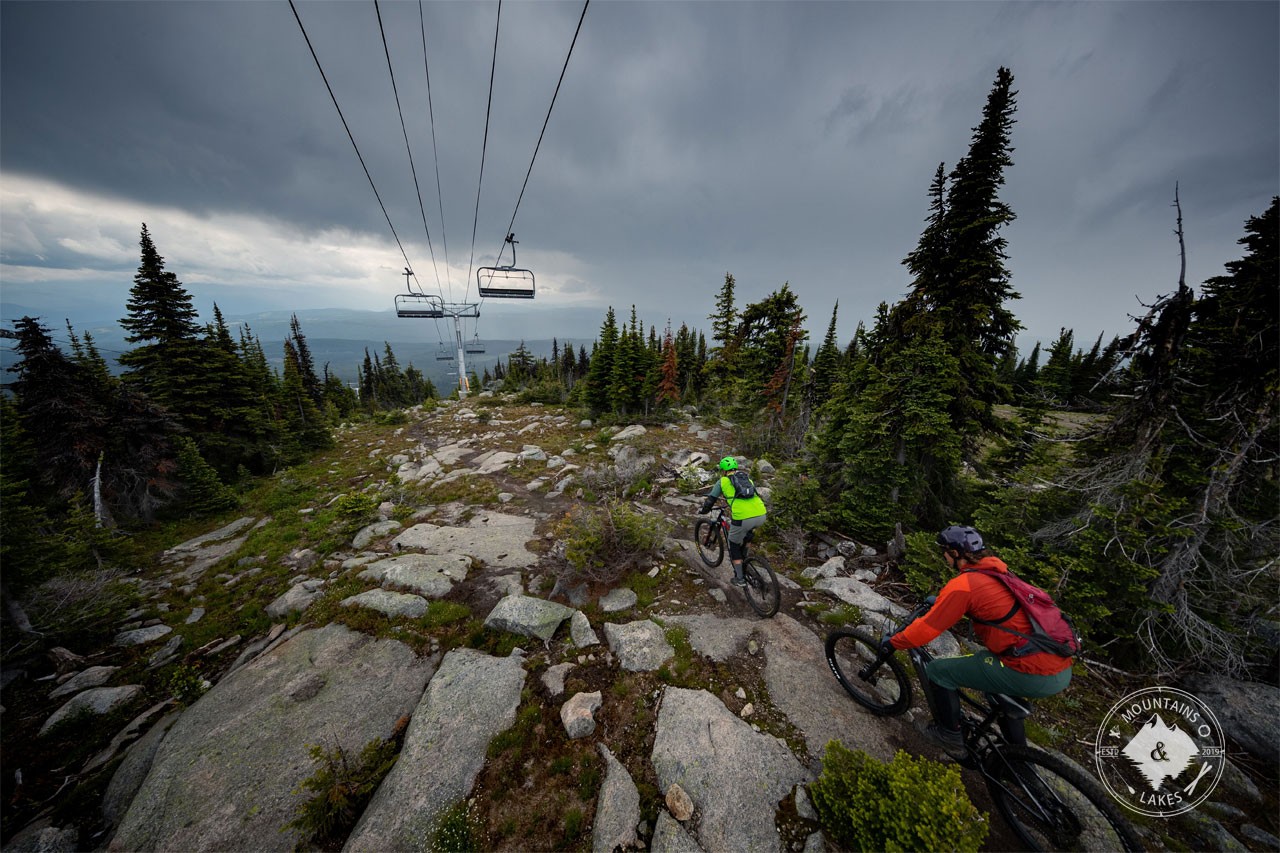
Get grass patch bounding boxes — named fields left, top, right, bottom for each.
left=817, top=604, right=862, bottom=627
left=627, top=570, right=660, bottom=608
left=420, top=476, right=501, bottom=507
left=422, top=600, right=471, bottom=630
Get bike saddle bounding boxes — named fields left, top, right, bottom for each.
left=988, top=693, right=1032, bottom=720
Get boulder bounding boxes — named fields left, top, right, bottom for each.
left=665, top=614, right=756, bottom=662
left=801, top=556, right=844, bottom=580
left=814, top=576, right=904, bottom=617
left=592, top=745, right=640, bottom=853
left=340, top=589, right=428, bottom=619
left=561, top=691, right=602, bottom=739
left=50, top=665, right=119, bottom=700
left=600, top=588, right=638, bottom=613
left=665, top=783, right=694, bottom=821
left=358, top=552, right=471, bottom=598
left=484, top=594, right=574, bottom=642
left=352, top=520, right=403, bottom=550
left=652, top=688, right=810, bottom=853
left=264, top=583, right=322, bottom=619
left=345, top=649, right=525, bottom=851
left=113, top=625, right=173, bottom=647
left=40, top=685, right=143, bottom=737
left=102, top=711, right=181, bottom=827
left=603, top=620, right=675, bottom=672
left=1186, top=675, right=1280, bottom=763
left=570, top=611, right=600, bottom=648
left=109, top=624, right=434, bottom=852
left=391, top=511, right=538, bottom=569
left=650, top=811, right=701, bottom=853
left=611, top=424, right=647, bottom=441
left=541, top=663, right=576, bottom=698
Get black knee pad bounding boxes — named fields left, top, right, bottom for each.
left=729, top=540, right=745, bottom=562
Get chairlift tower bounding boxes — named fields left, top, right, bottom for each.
left=394, top=268, right=481, bottom=399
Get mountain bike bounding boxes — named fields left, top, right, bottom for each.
left=692, top=501, right=780, bottom=617
left=824, top=599, right=1143, bottom=852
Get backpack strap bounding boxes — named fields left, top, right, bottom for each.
left=965, top=569, right=1020, bottom=626
left=964, top=569, right=1037, bottom=657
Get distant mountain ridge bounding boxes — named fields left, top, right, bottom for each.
left=0, top=305, right=605, bottom=387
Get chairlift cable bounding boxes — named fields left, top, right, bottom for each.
left=418, top=0, right=454, bottom=305
left=287, top=0, right=422, bottom=295
left=464, top=0, right=503, bottom=305
left=494, top=0, right=590, bottom=262
left=374, top=0, right=445, bottom=301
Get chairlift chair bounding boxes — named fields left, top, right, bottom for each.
left=435, top=344, right=455, bottom=361
left=465, top=334, right=486, bottom=354
left=476, top=232, right=535, bottom=299
left=395, top=292, right=446, bottom=318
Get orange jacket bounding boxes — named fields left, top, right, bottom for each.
left=890, top=556, right=1073, bottom=676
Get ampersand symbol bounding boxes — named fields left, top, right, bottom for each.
left=1150, top=742, right=1169, bottom=762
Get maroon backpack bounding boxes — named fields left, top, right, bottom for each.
left=969, top=569, right=1082, bottom=659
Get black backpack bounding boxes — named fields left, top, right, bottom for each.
left=725, top=470, right=756, bottom=500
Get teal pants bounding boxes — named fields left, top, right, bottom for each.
left=925, top=652, right=1071, bottom=698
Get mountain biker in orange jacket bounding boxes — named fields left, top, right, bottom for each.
left=882, top=525, right=1073, bottom=756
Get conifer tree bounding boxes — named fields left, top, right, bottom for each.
left=610, top=308, right=645, bottom=415
left=1020, top=196, right=1278, bottom=673
left=290, top=314, right=324, bottom=408
left=8, top=317, right=110, bottom=506
left=810, top=302, right=843, bottom=409
left=656, top=324, right=680, bottom=406
left=1038, top=328, right=1075, bottom=404
left=173, top=435, right=238, bottom=515
left=899, top=68, right=1022, bottom=431
left=281, top=339, right=331, bottom=455
left=585, top=308, right=619, bottom=413
left=118, top=224, right=202, bottom=411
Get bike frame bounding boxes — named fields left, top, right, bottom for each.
left=876, top=600, right=1027, bottom=771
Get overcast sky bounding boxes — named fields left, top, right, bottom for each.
left=2, top=0, right=1276, bottom=350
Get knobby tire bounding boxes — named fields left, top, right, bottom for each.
left=693, top=519, right=724, bottom=568
left=985, top=744, right=1145, bottom=852
left=742, top=556, right=780, bottom=617
left=823, top=628, right=912, bottom=716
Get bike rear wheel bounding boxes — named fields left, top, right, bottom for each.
left=693, top=519, right=724, bottom=567
left=824, top=629, right=912, bottom=716
left=742, top=556, right=780, bottom=617
left=985, top=745, right=1144, bottom=852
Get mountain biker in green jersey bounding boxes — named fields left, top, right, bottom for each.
left=698, top=457, right=767, bottom=586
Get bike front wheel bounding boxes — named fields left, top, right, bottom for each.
left=985, top=745, right=1144, bottom=852
left=742, top=556, right=780, bottom=617
left=823, top=629, right=912, bottom=716
left=693, top=519, right=725, bottom=567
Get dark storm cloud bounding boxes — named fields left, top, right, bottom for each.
left=1, top=1, right=1276, bottom=348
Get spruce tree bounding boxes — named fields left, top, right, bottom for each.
left=290, top=314, right=324, bottom=408
left=585, top=308, right=619, bottom=414
left=810, top=302, right=843, bottom=409
left=118, top=224, right=202, bottom=411
left=280, top=339, right=332, bottom=456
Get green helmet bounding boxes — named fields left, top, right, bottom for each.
left=718, top=456, right=738, bottom=471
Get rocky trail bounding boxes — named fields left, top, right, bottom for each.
left=2, top=398, right=1275, bottom=852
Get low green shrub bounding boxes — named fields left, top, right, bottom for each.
left=553, top=500, right=669, bottom=585
left=809, top=742, right=987, bottom=853
left=164, top=664, right=209, bottom=707
left=332, top=492, right=380, bottom=531
left=286, top=736, right=398, bottom=845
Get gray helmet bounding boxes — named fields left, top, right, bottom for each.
left=936, top=525, right=984, bottom=554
